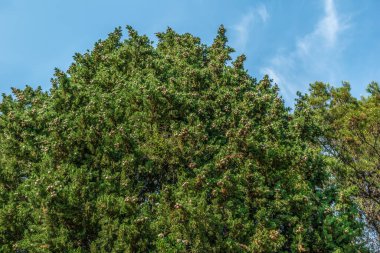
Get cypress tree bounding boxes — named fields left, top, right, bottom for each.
left=0, top=26, right=366, bottom=252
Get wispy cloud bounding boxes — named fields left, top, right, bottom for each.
left=297, top=0, right=347, bottom=54
left=261, top=0, right=350, bottom=102
left=261, top=67, right=297, bottom=98
left=257, top=5, right=269, bottom=23
left=233, top=4, right=269, bottom=51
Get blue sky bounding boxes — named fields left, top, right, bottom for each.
left=0, top=0, right=379, bottom=104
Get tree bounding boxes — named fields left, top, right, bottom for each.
left=294, top=81, right=380, bottom=249
left=0, top=26, right=366, bottom=252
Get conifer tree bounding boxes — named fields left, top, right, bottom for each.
left=0, top=26, right=366, bottom=252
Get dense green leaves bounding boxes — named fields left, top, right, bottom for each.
left=295, top=82, right=380, bottom=250
left=0, top=26, right=367, bottom=252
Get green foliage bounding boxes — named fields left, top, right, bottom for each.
left=0, top=26, right=366, bottom=252
left=295, top=81, right=380, bottom=249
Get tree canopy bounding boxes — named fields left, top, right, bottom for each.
left=294, top=81, right=380, bottom=250
left=0, top=26, right=367, bottom=252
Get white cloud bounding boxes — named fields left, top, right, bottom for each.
left=234, top=11, right=254, bottom=51
left=319, top=0, right=340, bottom=46
left=261, top=67, right=297, bottom=102
left=298, top=0, right=347, bottom=54
left=261, top=0, right=350, bottom=102
left=233, top=4, right=269, bottom=51
left=262, top=67, right=281, bottom=84
left=257, top=5, right=269, bottom=23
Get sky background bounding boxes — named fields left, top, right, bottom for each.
left=0, top=0, right=379, bottom=104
